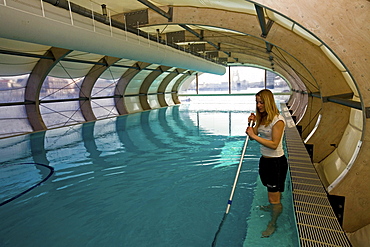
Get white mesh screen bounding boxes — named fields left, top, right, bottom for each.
left=40, top=101, right=85, bottom=128
left=0, top=105, right=33, bottom=137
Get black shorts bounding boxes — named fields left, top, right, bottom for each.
left=259, top=155, right=288, bottom=192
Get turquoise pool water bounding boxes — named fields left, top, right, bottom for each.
left=0, top=102, right=299, bottom=246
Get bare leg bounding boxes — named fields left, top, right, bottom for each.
left=259, top=204, right=272, bottom=211
left=262, top=192, right=283, bottom=238
left=262, top=203, right=282, bottom=237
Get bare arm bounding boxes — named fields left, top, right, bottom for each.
left=246, top=120, right=285, bottom=149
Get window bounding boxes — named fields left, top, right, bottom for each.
left=179, top=66, right=290, bottom=95
left=178, top=66, right=291, bottom=106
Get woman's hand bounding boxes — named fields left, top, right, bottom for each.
left=246, top=113, right=256, bottom=139
left=245, top=127, right=255, bottom=137
left=248, top=113, right=256, bottom=125
left=245, top=126, right=256, bottom=139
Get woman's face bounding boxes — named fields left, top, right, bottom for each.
left=256, top=95, right=265, bottom=113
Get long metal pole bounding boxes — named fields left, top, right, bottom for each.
left=225, top=132, right=250, bottom=213
left=212, top=121, right=253, bottom=246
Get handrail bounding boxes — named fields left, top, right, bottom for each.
left=0, top=0, right=218, bottom=63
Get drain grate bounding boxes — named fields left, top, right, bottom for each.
left=291, top=170, right=321, bottom=179
left=281, top=104, right=351, bottom=247
left=289, top=166, right=317, bottom=173
left=296, top=211, right=340, bottom=230
left=294, top=200, right=336, bottom=218
left=298, top=224, right=351, bottom=247
left=293, top=191, right=332, bottom=206
left=291, top=176, right=323, bottom=187
left=292, top=182, right=326, bottom=194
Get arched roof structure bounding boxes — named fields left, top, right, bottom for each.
left=0, top=0, right=369, bottom=245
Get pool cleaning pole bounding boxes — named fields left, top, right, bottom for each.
left=225, top=121, right=252, bottom=214
left=212, top=121, right=253, bottom=247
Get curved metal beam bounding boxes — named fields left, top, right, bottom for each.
left=255, top=5, right=274, bottom=38
left=137, top=0, right=173, bottom=21
left=157, top=68, right=186, bottom=107
left=139, top=65, right=171, bottom=110
left=79, top=56, right=120, bottom=122
left=171, top=71, right=194, bottom=104
left=25, top=47, right=71, bottom=131
left=114, top=62, right=151, bottom=115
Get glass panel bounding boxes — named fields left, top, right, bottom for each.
left=274, top=95, right=291, bottom=104
left=0, top=105, right=33, bottom=138
left=179, top=75, right=196, bottom=94
left=180, top=67, right=291, bottom=96
left=230, top=67, right=265, bottom=94
left=50, top=60, right=94, bottom=79
left=167, top=72, right=191, bottom=93
left=91, top=98, right=118, bottom=119
left=40, top=101, right=85, bottom=128
left=92, top=66, right=130, bottom=97
left=124, top=71, right=151, bottom=95
left=165, top=93, right=175, bottom=106
left=92, top=78, right=117, bottom=97
left=148, top=71, right=172, bottom=94
left=198, top=70, right=230, bottom=94
left=100, top=66, right=128, bottom=81
left=125, top=64, right=159, bottom=95
left=0, top=75, right=28, bottom=103
left=148, top=95, right=161, bottom=109
left=124, top=96, right=142, bottom=113
left=265, top=70, right=291, bottom=93
left=40, top=76, right=83, bottom=100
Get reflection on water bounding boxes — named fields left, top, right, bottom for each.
left=0, top=101, right=298, bottom=247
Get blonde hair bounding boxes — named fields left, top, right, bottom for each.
left=255, top=89, right=280, bottom=128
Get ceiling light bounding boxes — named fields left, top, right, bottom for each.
left=175, top=41, right=207, bottom=46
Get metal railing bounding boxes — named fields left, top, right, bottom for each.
left=0, top=0, right=220, bottom=63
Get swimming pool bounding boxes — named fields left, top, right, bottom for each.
left=0, top=101, right=299, bottom=246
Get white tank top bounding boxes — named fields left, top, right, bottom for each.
left=257, top=114, right=285, bottom=157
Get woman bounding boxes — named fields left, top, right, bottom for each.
left=246, top=89, right=288, bottom=238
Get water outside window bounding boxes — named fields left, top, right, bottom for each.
left=179, top=66, right=290, bottom=94
left=179, top=66, right=291, bottom=106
